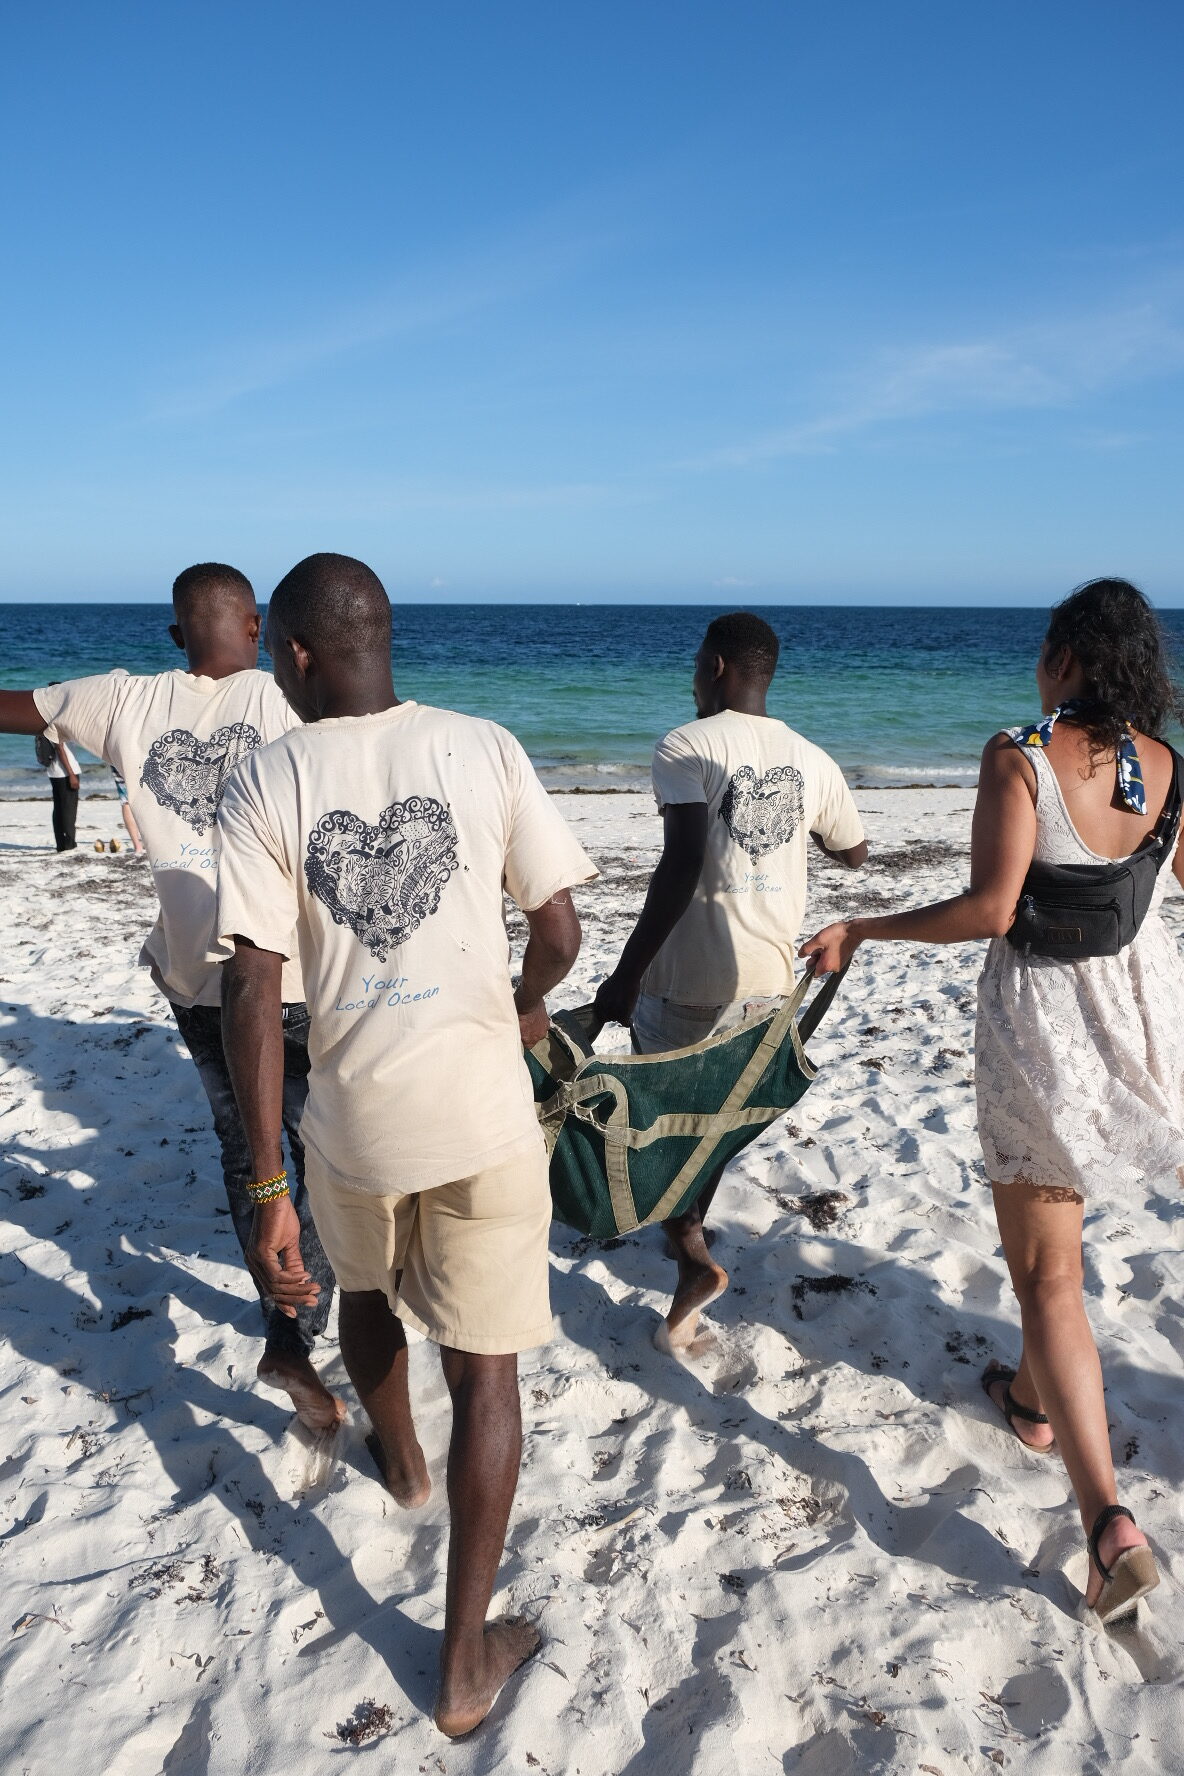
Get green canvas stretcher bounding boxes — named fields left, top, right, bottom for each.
left=526, top=964, right=848, bottom=1239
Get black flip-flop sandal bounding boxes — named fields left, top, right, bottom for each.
left=1088, top=1504, right=1160, bottom=1625
left=980, top=1361, right=1055, bottom=1453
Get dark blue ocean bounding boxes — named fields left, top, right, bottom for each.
left=3, top=603, right=1182, bottom=796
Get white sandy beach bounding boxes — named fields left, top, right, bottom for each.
left=1, top=785, right=1182, bottom=1774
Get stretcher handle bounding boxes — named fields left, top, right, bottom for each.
left=795, top=957, right=851, bottom=1046
left=561, top=957, right=850, bottom=1053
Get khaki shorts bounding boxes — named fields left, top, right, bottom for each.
left=304, top=1137, right=553, bottom=1355
left=631, top=992, right=785, bottom=1055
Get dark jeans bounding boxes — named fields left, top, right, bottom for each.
left=50, top=779, right=78, bottom=851
left=171, top=999, right=336, bottom=1358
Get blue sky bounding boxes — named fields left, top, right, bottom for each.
left=2, top=2, right=1183, bottom=604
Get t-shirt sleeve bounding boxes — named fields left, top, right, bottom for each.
left=32, top=673, right=127, bottom=763
left=500, top=735, right=599, bottom=911
left=651, top=729, right=707, bottom=811
left=214, top=763, right=299, bottom=960
left=809, top=751, right=865, bottom=852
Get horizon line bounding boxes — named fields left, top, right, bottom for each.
left=3, top=596, right=1184, bottom=611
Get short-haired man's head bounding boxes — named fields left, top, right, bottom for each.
left=702, top=611, right=780, bottom=682
left=267, top=552, right=392, bottom=661
left=171, top=562, right=256, bottom=624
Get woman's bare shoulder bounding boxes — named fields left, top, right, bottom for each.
left=981, top=730, right=1022, bottom=762
left=978, top=730, right=1038, bottom=803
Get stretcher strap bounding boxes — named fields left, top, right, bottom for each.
left=643, top=993, right=803, bottom=1227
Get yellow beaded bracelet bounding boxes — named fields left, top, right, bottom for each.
left=247, top=1170, right=288, bottom=1205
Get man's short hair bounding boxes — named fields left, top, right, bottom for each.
left=172, top=562, right=255, bottom=619
left=268, top=553, right=392, bottom=658
left=702, top=611, right=780, bottom=680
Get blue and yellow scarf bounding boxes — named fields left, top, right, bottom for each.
left=1017, top=699, right=1146, bottom=814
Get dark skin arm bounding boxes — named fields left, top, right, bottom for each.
left=221, top=938, right=318, bottom=1316
left=0, top=691, right=79, bottom=788
left=515, top=889, right=583, bottom=1045
left=0, top=690, right=49, bottom=735
left=594, top=803, right=709, bottom=1026
left=799, top=734, right=1036, bottom=972
left=57, top=741, right=79, bottom=793
left=810, top=830, right=869, bottom=868
left=223, top=892, right=582, bottom=1286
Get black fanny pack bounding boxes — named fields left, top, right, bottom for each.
left=1006, top=744, right=1182, bottom=960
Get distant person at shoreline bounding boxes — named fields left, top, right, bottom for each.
left=595, top=611, right=867, bottom=1348
left=802, top=578, right=1183, bottom=1626
left=34, top=686, right=81, bottom=852
left=0, top=565, right=341, bottom=1432
left=113, top=769, right=145, bottom=853
left=215, top=553, right=595, bottom=1736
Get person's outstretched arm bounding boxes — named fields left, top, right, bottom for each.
left=0, top=691, right=47, bottom=735
left=515, top=889, right=583, bottom=1045
left=222, top=938, right=319, bottom=1317
left=594, top=803, right=709, bottom=1026
left=799, top=735, right=1035, bottom=974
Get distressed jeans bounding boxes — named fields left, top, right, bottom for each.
left=170, top=999, right=336, bottom=1358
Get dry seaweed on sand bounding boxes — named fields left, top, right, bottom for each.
left=330, top=1699, right=396, bottom=1745
left=778, top=1190, right=850, bottom=1231
left=868, top=840, right=968, bottom=873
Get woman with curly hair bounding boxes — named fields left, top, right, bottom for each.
left=801, top=578, right=1184, bottom=1626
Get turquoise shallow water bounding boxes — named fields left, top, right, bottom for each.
left=2, top=602, right=1182, bottom=795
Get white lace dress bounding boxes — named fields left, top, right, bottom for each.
left=976, top=744, right=1184, bottom=1195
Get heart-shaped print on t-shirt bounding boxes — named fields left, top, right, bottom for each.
left=719, top=763, right=805, bottom=860
left=140, top=723, right=264, bottom=832
left=304, top=794, right=460, bottom=961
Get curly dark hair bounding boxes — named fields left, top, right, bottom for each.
left=1044, top=578, right=1183, bottom=752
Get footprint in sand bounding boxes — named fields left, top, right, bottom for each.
left=652, top=1318, right=717, bottom=1359
left=653, top=1318, right=761, bottom=1396
left=286, top=1418, right=348, bottom=1496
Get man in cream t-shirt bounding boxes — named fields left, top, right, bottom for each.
left=0, top=563, right=341, bottom=1432
left=215, top=553, right=596, bottom=1740
left=596, top=611, right=868, bottom=1347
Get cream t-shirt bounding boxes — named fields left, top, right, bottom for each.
left=214, top=701, right=598, bottom=1194
left=33, top=669, right=305, bottom=1008
left=641, top=711, right=864, bottom=1004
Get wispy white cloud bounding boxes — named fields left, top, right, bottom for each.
left=143, top=199, right=634, bottom=423
left=687, top=287, right=1184, bottom=469
left=1070, top=427, right=1154, bottom=452
left=244, top=473, right=646, bottom=523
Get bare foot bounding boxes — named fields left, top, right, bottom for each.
left=257, top=1349, right=346, bottom=1433
left=1085, top=1515, right=1150, bottom=1611
left=435, top=1619, right=542, bottom=1739
left=657, top=1258, right=729, bottom=1351
left=365, top=1429, right=431, bottom=1508
left=983, top=1365, right=1055, bottom=1453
